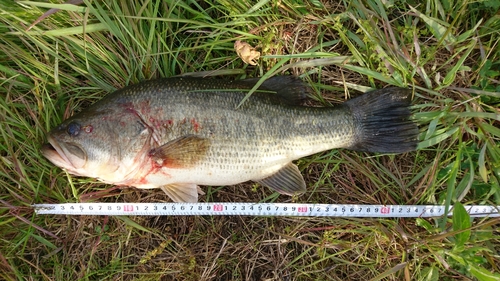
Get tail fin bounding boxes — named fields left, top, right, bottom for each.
left=345, top=87, right=418, bottom=153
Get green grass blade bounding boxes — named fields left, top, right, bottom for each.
left=19, top=1, right=86, bottom=12
left=11, top=23, right=109, bottom=36
left=452, top=202, right=471, bottom=250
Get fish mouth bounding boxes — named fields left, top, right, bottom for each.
left=41, top=136, right=87, bottom=175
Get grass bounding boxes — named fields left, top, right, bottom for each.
left=1, top=0, right=499, bottom=280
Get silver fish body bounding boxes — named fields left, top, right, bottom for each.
left=42, top=76, right=418, bottom=202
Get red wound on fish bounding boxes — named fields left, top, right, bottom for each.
left=83, top=125, right=93, bottom=133
left=149, top=135, right=210, bottom=169
left=162, top=119, right=173, bottom=128
left=148, top=117, right=160, bottom=128
left=122, top=102, right=136, bottom=113
left=190, top=118, right=201, bottom=133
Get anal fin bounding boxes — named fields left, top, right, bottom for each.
left=255, top=163, right=306, bottom=195
left=160, top=183, right=200, bottom=202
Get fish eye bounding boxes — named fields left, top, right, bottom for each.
left=66, top=122, right=81, bottom=137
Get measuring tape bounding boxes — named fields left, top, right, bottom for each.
left=33, top=203, right=500, bottom=218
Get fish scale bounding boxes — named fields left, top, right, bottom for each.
left=42, top=75, right=418, bottom=202
left=127, top=79, right=355, bottom=178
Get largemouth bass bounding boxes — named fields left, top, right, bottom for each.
left=42, top=76, right=418, bottom=202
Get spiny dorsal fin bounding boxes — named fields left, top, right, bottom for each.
left=149, top=135, right=210, bottom=168
left=255, top=162, right=306, bottom=195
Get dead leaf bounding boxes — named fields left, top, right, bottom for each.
left=234, top=40, right=260, bottom=65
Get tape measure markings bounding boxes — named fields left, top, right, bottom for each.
left=33, top=203, right=500, bottom=218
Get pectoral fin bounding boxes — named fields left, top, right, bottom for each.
left=160, top=183, right=200, bottom=202
left=150, top=135, right=210, bottom=168
left=255, top=163, right=306, bottom=195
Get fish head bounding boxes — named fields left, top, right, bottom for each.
left=42, top=120, right=88, bottom=175
left=42, top=107, right=152, bottom=183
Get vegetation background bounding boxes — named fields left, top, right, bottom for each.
left=1, top=0, right=499, bottom=280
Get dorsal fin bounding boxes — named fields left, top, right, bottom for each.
left=239, top=76, right=309, bottom=105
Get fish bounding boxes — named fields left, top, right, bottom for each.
left=41, top=76, right=419, bottom=202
